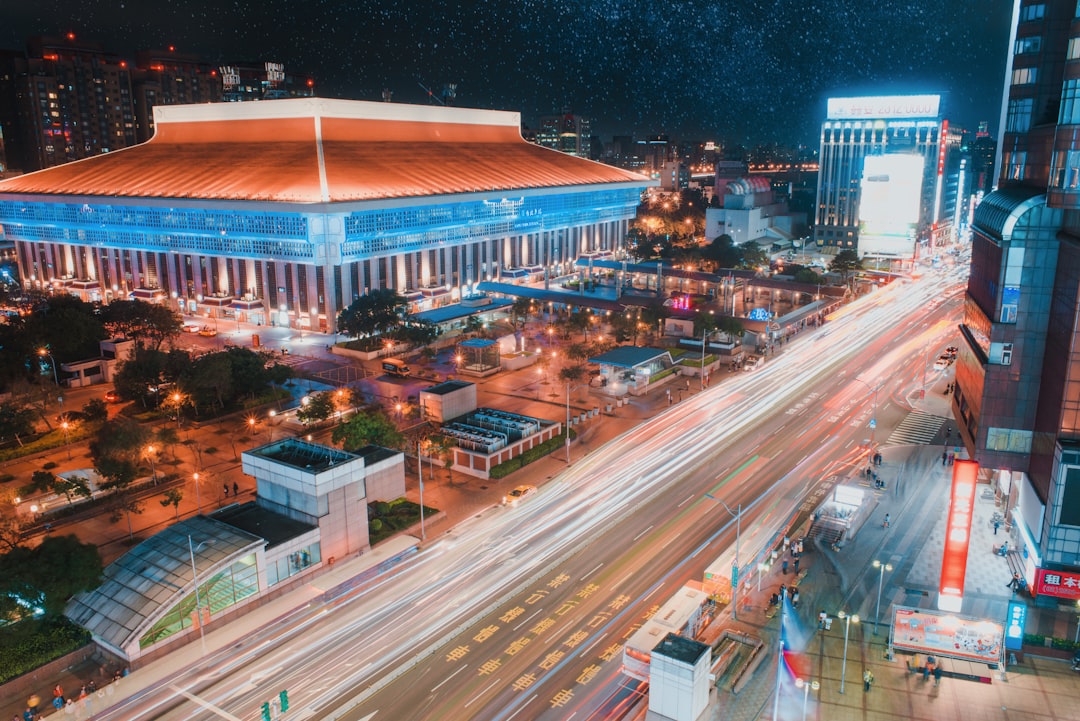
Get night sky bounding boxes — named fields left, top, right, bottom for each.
left=3, top=0, right=1014, bottom=145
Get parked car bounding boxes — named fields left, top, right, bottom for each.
left=104, top=389, right=121, bottom=403
left=933, top=358, right=950, bottom=371
left=744, top=356, right=765, bottom=372
left=504, top=485, right=537, bottom=506
left=182, top=323, right=201, bottom=333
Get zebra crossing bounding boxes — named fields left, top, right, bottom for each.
left=882, top=411, right=945, bottom=446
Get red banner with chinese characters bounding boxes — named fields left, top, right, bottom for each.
left=939, top=460, right=978, bottom=607
left=1034, top=568, right=1080, bottom=600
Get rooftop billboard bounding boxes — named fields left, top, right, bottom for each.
left=827, top=94, right=941, bottom=120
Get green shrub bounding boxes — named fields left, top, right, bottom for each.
left=489, top=430, right=575, bottom=479
left=370, top=518, right=383, bottom=532
left=0, top=616, right=90, bottom=684
left=372, top=501, right=391, bottom=516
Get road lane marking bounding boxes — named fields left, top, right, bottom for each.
left=678, top=493, right=694, bottom=507
left=580, top=563, right=604, bottom=580
left=432, top=663, right=467, bottom=692
left=506, top=694, right=537, bottom=720
left=168, top=685, right=244, bottom=721
left=464, top=678, right=501, bottom=708
left=579, top=632, right=609, bottom=657
left=632, top=526, right=653, bottom=542
left=514, top=608, right=544, bottom=631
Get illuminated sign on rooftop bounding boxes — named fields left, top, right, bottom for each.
left=827, top=94, right=941, bottom=120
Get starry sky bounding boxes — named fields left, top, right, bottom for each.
left=3, top=0, right=1014, bottom=145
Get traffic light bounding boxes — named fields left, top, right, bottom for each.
left=279, top=690, right=289, bottom=712
left=261, top=702, right=271, bottom=721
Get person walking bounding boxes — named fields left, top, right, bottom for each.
left=793, top=557, right=800, bottom=574
left=933, top=665, right=943, bottom=686
left=223, top=483, right=229, bottom=497
left=233, top=481, right=239, bottom=496
left=863, top=669, right=874, bottom=691
left=782, top=559, right=789, bottom=575
left=883, top=513, right=890, bottom=528
left=818, top=609, right=827, bottom=629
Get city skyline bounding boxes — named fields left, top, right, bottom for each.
left=3, top=0, right=1013, bottom=144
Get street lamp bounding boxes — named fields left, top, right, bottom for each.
left=267, top=410, right=276, bottom=441
left=837, top=611, right=859, bottom=694
left=853, top=376, right=882, bottom=453
left=187, top=535, right=214, bottom=656
left=171, top=392, right=183, bottom=428
left=707, top=495, right=741, bottom=620
left=794, top=678, right=820, bottom=721
left=38, top=348, right=58, bottom=386
left=60, top=420, right=71, bottom=460
left=193, top=471, right=202, bottom=513
left=872, top=559, right=894, bottom=635
left=146, top=445, right=157, bottom=485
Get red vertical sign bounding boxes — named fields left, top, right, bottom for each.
left=939, top=459, right=978, bottom=610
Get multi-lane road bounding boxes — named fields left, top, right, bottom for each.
left=98, top=265, right=966, bottom=721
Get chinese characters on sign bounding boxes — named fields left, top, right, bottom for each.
left=1034, top=568, right=1080, bottom=600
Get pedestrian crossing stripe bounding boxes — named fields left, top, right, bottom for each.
left=883, top=411, right=945, bottom=446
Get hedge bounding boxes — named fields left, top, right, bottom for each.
left=489, top=429, right=576, bottom=479
left=0, top=616, right=90, bottom=684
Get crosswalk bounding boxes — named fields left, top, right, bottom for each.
left=883, top=411, right=945, bottom=446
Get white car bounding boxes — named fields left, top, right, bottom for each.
left=504, top=485, right=537, bottom=506
left=182, top=323, right=201, bottom=333
left=933, top=358, right=949, bottom=371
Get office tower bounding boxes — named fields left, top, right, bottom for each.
left=132, top=49, right=222, bottom=142
left=535, top=110, right=592, bottom=157
left=955, top=0, right=1080, bottom=600
left=813, top=94, right=957, bottom=257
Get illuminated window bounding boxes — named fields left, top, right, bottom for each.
left=1061, top=79, right=1080, bottom=124
left=1005, top=151, right=1028, bottom=180
left=1012, top=67, right=1037, bottom=85
left=1015, top=36, right=1042, bottom=54
left=1051, top=149, right=1080, bottom=188
left=1069, top=37, right=1080, bottom=59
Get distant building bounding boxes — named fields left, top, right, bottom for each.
left=131, top=49, right=222, bottom=142
left=704, top=176, right=807, bottom=253
left=535, top=111, right=591, bottom=157
left=659, top=160, right=690, bottom=191
left=813, top=94, right=959, bottom=256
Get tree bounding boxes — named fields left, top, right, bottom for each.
left=0, top=534, right=102, bottom=617
left=829, top=249, right=863, bottom=285
left=559, top=365, right=587, bottom=384
left=331, top=408, right=405, bottom=451
left=702, top=234, right=742, bottom=269
left=739, top=240, right=769, bottom=270
left=81, top=398, right=108, bottom=422
left=793, top=268, right=826, bottom=285
left=185, top=353, right=234, bottom=412
left=23, top=470, right=56, bottom=497
left=510, top=298, right=534, bottom=326
left=101, top=299, right=183, bottom=350
left=717, top=316, right=745, bottom=341
left=0, top=401, right=35, bottom=447
left=425, top=433, right=457, bottom=486
left=336, top=289, right=407, bottom=338
left=297, top=391, right=336, bottom=426
left=390, top=318, right=439, bottom=346
left=52, top=474, right=91, bottom=506
left=160, top=488, right=184, bottom=520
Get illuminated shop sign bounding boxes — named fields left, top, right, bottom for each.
left=1034, top=568, right=1080, bottom=600
left=939, top=459, right=978, bottom=611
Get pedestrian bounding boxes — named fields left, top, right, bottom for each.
left=685, top=379, right=690, bottom=391
left=924, top=656, right=935, bottom=681
left=53, top=685, right=64, bottom=704
left=794, top=557, right=800, bottom=574
left=863, top=668, right=874, bottom=691
left=223, top=483, right=229, bottom=497
left=942, top=451, right=947, bottom=465
left=233, top=481, right=239, bottom=496
left=666, top=389, right=672, bottom=405
left=1006, top=572, right=1022, bottom=591
left=883, top=513, right=890, bottom=528
left=993, top=520, right=1001, bottom=535
left=791, top=588, right=800, bottom=608
left=22, top=709, right=32, bottom=721
left=933, top=665, right=942, bottom=686
left=818, top=609, right=827, bottom=629
left=782, top=559, right=789, bottom=575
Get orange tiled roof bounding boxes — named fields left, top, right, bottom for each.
left=0, top=100, right=648, bottom=203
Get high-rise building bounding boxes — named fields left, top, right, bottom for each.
left=954, top=0, right=1080, bottom=602
left=813, top=94, right=958, bottom=256
left=0, top=35, right=135, bottom=172
left=132, top=49, right=222, bottom=142
left=534, top=111, right=591, bottom=157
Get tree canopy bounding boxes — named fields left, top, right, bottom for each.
left=337, top=289, right=407, bottom=338
left=331, top=408, right=404, bottom=451
left=829, top=249, right=863, bottom=283
left=0, top=534, right=102, bottom=618
left=101, top=299, right=183, bottom=350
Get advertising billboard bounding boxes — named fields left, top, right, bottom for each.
left=827, top=94, right=941, bottom=120
left=891, top=606, right=1003, bottom=664
left=1004, top=601, right=1026, bottom=651
left=939, top=459, right=979, bottom=611
left=858, top=153, right=924, bottom=258
left=1034, top=568, right=1080, bottom=600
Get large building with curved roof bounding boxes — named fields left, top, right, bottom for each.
left=0, top=98, right=651, bottom=331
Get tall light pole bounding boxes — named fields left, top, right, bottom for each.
left=854, top=376, right=882, bottom=453
left=795, top=678, right=820, bottom=721
left=146, top=445, right=157, bottom=485
left=193, top=471, right=202, bottom=513
left=187, top=535, right=214, bottom=656
left=417, top=441, right=426, bottom=542
left=707, top=495, right=741, bottom=620
left=771, top=587, right=787, bottom=721
left=872, top=559, right=893, bottom=635
left=565, top=381, right=572, bottom=464
left=38, top=348, right=58, bottom=386
left=838, top=611, right=859, bottom=693
left=60, top=420, right=71, bottom=460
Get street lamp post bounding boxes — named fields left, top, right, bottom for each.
left=838, top=611, right=859, bottom=693
left=854, top=376, right=882, bottom=453
left=146, top=445, right=157, bottom=485
left=417, top=441, right=426, bottom=542
left=38, top=348, right=58, bottom=386
left=187, top=535, right=214, bottom=656
left=193, top=471, right=202, bottom=513
left=872, top=559, right=894, bottom=635
left=794, top=678, right=820, bottom=721
left=565, top=382, right=572, bottom=464
left=268, top=410, right=276, bottom=441
left=707, top=495, right=741, bottom=620
left=60, top=421, right=71, bottom=460
left=771, top=587, right=787, bottom=721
